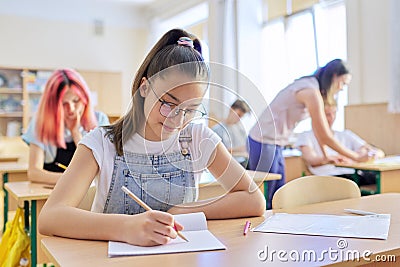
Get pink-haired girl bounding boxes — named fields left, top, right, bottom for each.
left=22, top=69, right=109, bottom=185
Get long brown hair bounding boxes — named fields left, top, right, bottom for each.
left=104, top=29, right=207, bottom=155
left=313, top=59, right=349, bottom=105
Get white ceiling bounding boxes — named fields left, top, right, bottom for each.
left=0, top=0, right=206, bottom=28
left=95, top=0, right=156, bottom=7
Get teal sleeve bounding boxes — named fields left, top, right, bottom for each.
left=95, top=111, right=110, bottom=126
left=20, top=117, right=45, bottom=150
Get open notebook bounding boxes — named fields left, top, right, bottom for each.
left=108, top=212, right=226, bottom=257
left=253, top=213, right=391, bottom=240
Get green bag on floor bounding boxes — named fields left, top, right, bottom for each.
left=0, top=207, right=31, bottom=267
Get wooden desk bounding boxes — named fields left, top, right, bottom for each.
left=0, top=162, right=28, bottom=229
left=336, top=156, right=400, bottom=194
left=198, top=170, right=281, bottom=201
left=0, top=156, right=19, bottom=162
left=4, top=181, right=52, bottom=267
left=41, top=193, right=400, bottom=266
left=283, top=149, right=308, bottom=182
left=0, top=161, right=28, bottom=174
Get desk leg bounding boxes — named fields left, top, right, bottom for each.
left=3, top=172, right=8, bottom=232
left=376, top=171, right=381, bottom=193
left=24, top=200, right=29, bottom=232
left=22, top=200, right=37, bottom=266
left=350, top=172, right=360, bottom=185
left=31, top=200, right=37, bottom=267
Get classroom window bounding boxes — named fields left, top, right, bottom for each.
left=314, top=1, right=347, bottom=131
left=285, top=10, right=317, bottom=83
left=261, top=0, right=347, bottom=135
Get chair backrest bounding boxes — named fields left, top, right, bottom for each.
left=272, top=175, right=361, bottom=209
left=77, top=185, right=96, bottom=211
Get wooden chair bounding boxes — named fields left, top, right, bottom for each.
left=272, top=175, right=361, bottom=209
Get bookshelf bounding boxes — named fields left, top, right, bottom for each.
left=0, top=67, right=122, bottom=137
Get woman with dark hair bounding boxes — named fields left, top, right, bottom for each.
left=248, top=59, right=369, bottom=208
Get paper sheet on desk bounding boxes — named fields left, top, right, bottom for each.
left=373, top=156, right=400, bottom=165
left=108, top=212, right=226, bottom=257
left=252, top=213, right=391, bottom=240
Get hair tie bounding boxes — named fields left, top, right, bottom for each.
left=177, top=37, right=194, bottom=48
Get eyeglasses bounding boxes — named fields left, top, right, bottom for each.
left=147, top=80, right=207, bottom=121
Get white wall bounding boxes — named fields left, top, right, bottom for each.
left=346, top=0, right=390, bottom=104
left=0, top=0, right=148, bottom=113
left=236, top=0, right=265, bottom=116
left=234, top=0, right=267, bottom=132
left=2, top=0, right=394, bottom=113
left=206, top=0, right=266, bottom=130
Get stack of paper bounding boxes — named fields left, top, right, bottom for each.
left=108, top=212, right=226, bottom=257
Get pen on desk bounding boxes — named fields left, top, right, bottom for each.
left=55, top=162, right=67, bottom=170
left=121, top=186, right=189, bottom=242
left=344, top=209, right=377, bottom=216
left=243, top=220, right=251, bottom=235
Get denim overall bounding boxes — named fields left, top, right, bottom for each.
left=103, top=125, right=196, bottom=214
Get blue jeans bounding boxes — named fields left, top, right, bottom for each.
left=248, top=136, right=286, bottom=209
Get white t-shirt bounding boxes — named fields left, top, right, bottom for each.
left=249, top=77, right=318, bottom=146
left=295, top=130, right=366, bottom=175
left=80, top=123, right=221, bottom=213
left=212, top=122, right=247, bottom=149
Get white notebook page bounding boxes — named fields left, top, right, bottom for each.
left=108, top=212, right=226, bottom=257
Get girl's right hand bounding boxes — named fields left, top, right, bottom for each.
left=65, top=107, right=82, bottom=133
left=123, top=210, right=184, bottom=246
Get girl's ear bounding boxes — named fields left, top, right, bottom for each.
left=139, top=77, right=149, bottom=97
left=332, top=73, right=339, bottom=82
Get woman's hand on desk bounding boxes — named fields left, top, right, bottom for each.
left=328, top=152, right=370, bottom=164
left=354, top=150, right=373, bottom=163
left=358, top=146, right=385, bottom=160
left=123, top=210, right=183, bottom=247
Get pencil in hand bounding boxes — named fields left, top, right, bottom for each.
left=55, top=162, right=68, bottom=170
left=121, top=186, right=189, bottom=242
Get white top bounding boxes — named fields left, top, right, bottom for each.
left=249, top=77, right=319, bottom=146
left=212, top=122, right=246, bottom=149
left=295, top=130, right=366, bottom=175
left=80, top=123, right=221, bottom=213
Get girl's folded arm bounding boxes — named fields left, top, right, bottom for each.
left=169, top=143, right=266, bottom=218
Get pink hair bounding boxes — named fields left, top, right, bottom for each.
left=35, top=69, right=98, bottom=148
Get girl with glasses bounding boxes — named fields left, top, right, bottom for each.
left=39, top=29, right=265, bottom=247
